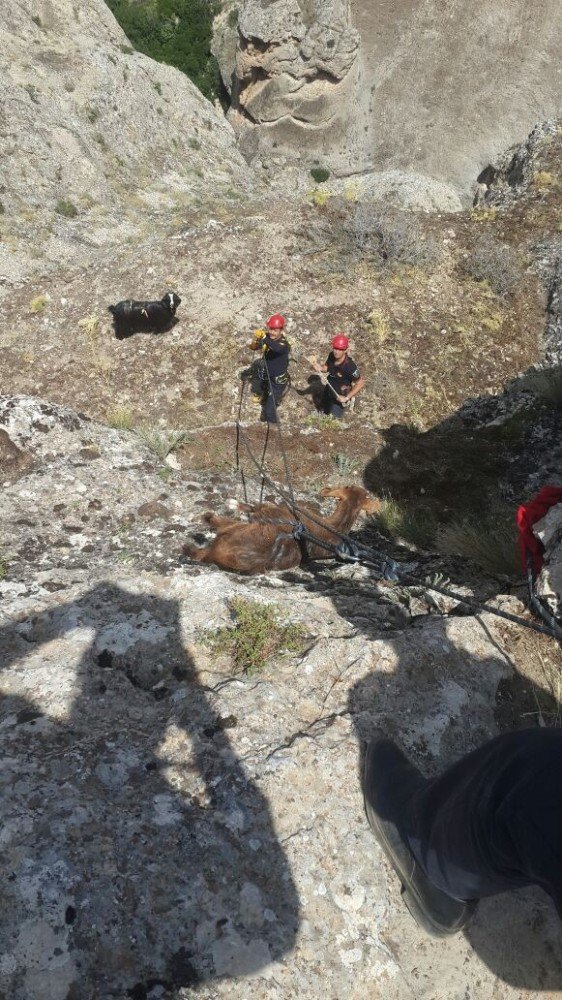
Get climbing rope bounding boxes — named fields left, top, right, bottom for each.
left=233, top=416, right=562, bottom=642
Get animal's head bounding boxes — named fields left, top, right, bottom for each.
left=320, top=486, right=381, bottom=514
left=164, top=292, right=181, bottom=313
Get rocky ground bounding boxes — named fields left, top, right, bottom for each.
left=2, top=396, right=562, bottom=1000
left=3, top=4, right=562, bottom=994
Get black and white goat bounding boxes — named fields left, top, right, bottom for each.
left=108, top=291, right=181, bottom=339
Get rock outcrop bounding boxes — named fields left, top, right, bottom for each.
left=2, top=395, right=562, bottom=998
left=216, top=0, right=562, bottom=206
left=0, top=0, right=257, bottom=286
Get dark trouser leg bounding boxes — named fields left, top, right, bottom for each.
left=261, top=382, right=284, bottom=424
left=250, top=361, right=265, bottom=398
left=404, top=728, right=562, bottom=910
left=322, top=386, right=344, bottom=419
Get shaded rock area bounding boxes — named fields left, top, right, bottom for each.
left=2, top=395, right=562, bottom=998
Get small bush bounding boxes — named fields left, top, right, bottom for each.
left=31, top=14, right=42, bottom=27
left=137, top=425, right=187, bottom=459
left=332, top=452, right=359, bottom=474
left=86, top=106, right=100, bottom=123
left=437, top=512, right=520, bottom=577
left=346, top=205, right=442, bottom=269
left=522, top=367, right=562, bottom=408
left=304, top=413, right=341, bottom=430
left=459, top=237, right=521, bottom=297
left=188, top=137, right=201, bottom=151
left=533, top=171, right=560, bottom=190
left=30, top=294, right=49, bottom=314
left=201, top=598, right=307, bottom=675
left=55, top=198, right=78, bottom=218
left=78, top=314, right=100, bottom=337
left=371, top=497, right=437, bottom=550
left=106, top=406, right=134, bottom=430
left=153, top=80, right=163, bottom=95
left=0, top=552, right=8, bottom=581
left=366, top=309, right=391, bottom=345
left=310, top=167, right=330, bottom=184
left=309, top=188, right=332, bottom=208
left=227, top=8, right=239, bottom=27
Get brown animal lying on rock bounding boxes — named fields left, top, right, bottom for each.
left=182, top=486, right=381, bottom=574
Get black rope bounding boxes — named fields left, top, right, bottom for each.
left=235, top=377, right=249, bottom=505
left=233, top=373, right=562, bottom=643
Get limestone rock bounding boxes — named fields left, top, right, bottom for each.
left=218, top=0, right=562, bottom=204
left=0, top=0, right=258, bottom=286
left=2, top=394, right=562, bottom=997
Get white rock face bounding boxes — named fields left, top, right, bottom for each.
left=2, top=395, right=562, bottom=997
left=217, top=0, right=562, bottom=204
left=534, top=504, right=562, bottom=615
left=0, top=0, right=257, bottom=283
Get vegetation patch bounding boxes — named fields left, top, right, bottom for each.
left=458, top=237, right=522, bottom=298
left=105, top=0, right=221, bottom=100
left=136, top=424, right=187, bottom=459
left=370, top=496, right=438, bottom=550
left=30, top=294, right=49, bottom=314
left=201, top=598, right=307, bottom=675
left=437, top=509, right=520, bottom=577
left=310, top=167, right=331, bottom=184
left=106, top=405, right=134, bottom=430
left=55, top=198, right=78, bottom=218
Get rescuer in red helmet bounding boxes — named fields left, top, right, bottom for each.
left=247, top=314, right=291, bottom=424
left=308, top=334, right=365, bottom=418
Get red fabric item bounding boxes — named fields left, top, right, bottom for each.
left=517, top=486, right=562, bottom=575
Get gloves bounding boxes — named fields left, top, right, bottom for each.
left=248, top=328, right=266, bottom=350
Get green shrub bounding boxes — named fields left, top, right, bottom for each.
left=105, top=0, right=221, bottom=100
left=227, top=8, right=238, bottom=27
left=30, top=294, right=49, bottom=313
left=55, top=198, right=78, bottom=218
left=201, top=598, right=307, bottom=675
left=106, top=405, right=134, bottom=430
left=371, top=496, right=438, bottom=550
left=522, top=367, right=562, bottom=408
left=137, top=425, right=187, bottom=459
left=437, top=512, right=520, bottom=577
left=459, top=237, right=522, bottom=297
left=310, top=167, right=331, bottom=184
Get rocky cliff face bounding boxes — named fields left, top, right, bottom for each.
left=0, top=0, right=257, bottom=286
left=2, top=395, right=562, bottom=999
left=216, top=0, right=562, bottom=206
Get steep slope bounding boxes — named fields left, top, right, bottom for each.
left=0, top=0, right=258, bottom=286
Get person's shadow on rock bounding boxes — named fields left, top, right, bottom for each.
left=0, top=582, right=299, bottom=999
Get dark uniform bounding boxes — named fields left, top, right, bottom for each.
left=250, top=334, right=290, bottom=424
left=323, top=352, right=361, bottom=419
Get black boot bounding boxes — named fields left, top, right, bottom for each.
left=363, top=737, right=478, bottom=936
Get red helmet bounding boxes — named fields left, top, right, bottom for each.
left=266, top=314, right=286, bottom=329
left=332, top=334, right=349, bottom=350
